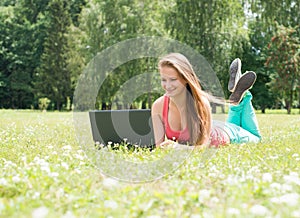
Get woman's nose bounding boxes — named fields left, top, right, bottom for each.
left=165, top=81, right=172, bottom=89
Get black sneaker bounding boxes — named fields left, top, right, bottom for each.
left=228, top=58, right=242, bottom=92
left=229, top=71, right=256, bottom=105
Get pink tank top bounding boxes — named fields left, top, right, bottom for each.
left=162, top=96, right=230, bottom=146
left=162, top=96, right=190, bottom=143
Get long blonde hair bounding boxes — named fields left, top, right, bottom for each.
left=158, top=53, right=211, bottom=145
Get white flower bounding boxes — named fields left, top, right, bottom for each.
left=292, top=153, right=299, bottom=158
left=104, top=200, right=118, bottom=209
left=0, top=178, right=7, bottom=186
left=103, top=177, right=118, bottom=189
left=74, top=154, right=85, bottom=161
left=284, top=173, right=300, bottom=185
left=292, top=209, right=300, bottom=218
left=211, top=196, right=219, bottom=203
left=270, top=193, right=299, bottom=206
left=269, top=155, right=278, bottom=160
left=12, top=175, right=21, bottom=183
left=61, top=211, right=76, bottom=218
left=201, top=212, right=214, bottom=218
left=249, top=166, right=260, bottom=174
left=208, top=173, right=217, bottom=178
left=270, top=182, right=281, bottom=190
left=62, top=145, right=72, bottom=150
left=250, top=204, right=269, bottom=216
left=21, top=156, right=27, bottom=162
left=172, top=162, right=180, bottom=168
left=0, top=199, right=4, bottom=213
left=32, top=192, right=40, bottom=199
left=40, top=165, right=50, bottom=173
left=32, top=206, right=49, bottom=218
left=61, top=162, right=69, bottom=170
left=281, top=184, right=293, bottom=192
left=198, top=189, right=211, bottom=203
left=74, top=168, right=81, bottom=174
left=4, top=160, right=17, bottom=168
left=50, top=172, right=59, bottom=178
left=289, top=172, right=299, bottom=177
left=190, top=215, right=201, bottom=218
left=77, top=149, right=84, bottom=153
left=35, top=158, right=49, bottom=167
left=262, top=173, right=273, bottom=183
left=225, top=174, right=239, bottom=185
left=227, top=208, right=240, bottom=215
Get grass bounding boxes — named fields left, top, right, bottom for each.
left=0, top=109, right=300, bottom=218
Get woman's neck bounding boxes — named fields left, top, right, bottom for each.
left=169, top=90, right=187, bottom=112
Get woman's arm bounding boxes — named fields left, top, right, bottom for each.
left=151, top=97, right=165, bottom=146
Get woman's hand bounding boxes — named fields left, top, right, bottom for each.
left=156, top=140, right=205, bottom=150
left=156, top=139, right=177, bottom=148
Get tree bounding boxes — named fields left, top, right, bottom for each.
left=0, top=5, right=14, bottom=108
left=35, top=0, right=72, bottom=110
left=241, top=20, right=276, bottom=113
left=164, top=0, right=248, bottom=98
left=70, top=0, right=168, bottom=110
left=0, top=0, right=52, bottom=108
left=242, top=0, right=300, bottom=111
left=0, top=0, right=16, bottom=6
left=249, top=0, right=300, bottom=29
left=265, top=22, right=300, bottom=114
left=69, top=0, right=87, bottom=27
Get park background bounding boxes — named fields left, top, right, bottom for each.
left=0, top=0, right=299, bottom=113
left=1, top=0, right=300, bottom=218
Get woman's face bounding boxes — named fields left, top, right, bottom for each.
left=159, top=66, right=187, bottom=97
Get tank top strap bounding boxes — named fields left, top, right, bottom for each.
left=162, top=95, right=190, bottom=143
left=162, top=95, right=169, bottom=123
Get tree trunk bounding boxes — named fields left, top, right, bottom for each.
left=285, top=99, right=291, bottom=114
left=101, top=102, right=107, bottom=110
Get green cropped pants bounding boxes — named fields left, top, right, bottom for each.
left=224, top=91, right=262, bottom=144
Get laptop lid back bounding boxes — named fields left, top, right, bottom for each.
left=89, top=109, right=155, bottom=147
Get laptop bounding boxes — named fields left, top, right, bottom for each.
left=89, top=109, right=155, bottom=149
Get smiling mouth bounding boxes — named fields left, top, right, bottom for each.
left=166, top=89, right=175, bottom=93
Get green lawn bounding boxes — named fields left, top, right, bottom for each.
left=0, top=110, right=300, bottom=218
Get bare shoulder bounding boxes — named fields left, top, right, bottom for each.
left=151, top=96, right=165, bottom=114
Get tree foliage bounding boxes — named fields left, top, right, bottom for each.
left=35, top=0, right=72, bottom=110
left=0, top=0, right=300, bottom=111
left=243, top=0, right=300, bottom=113
left=165, top=0, right=249, bottom=97
left=265, top=23, right=300, bottom=114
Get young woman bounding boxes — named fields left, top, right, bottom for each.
left=151, top=53, right=261, bottom=147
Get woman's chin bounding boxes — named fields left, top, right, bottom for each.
left=165, top=93, right=174, bottom=97
left=165, top=90, right=176, bottom=96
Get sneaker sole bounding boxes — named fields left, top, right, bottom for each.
left=228, top=58, right=242, bottom=92
left=229, top=71, right=256, bottom=105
